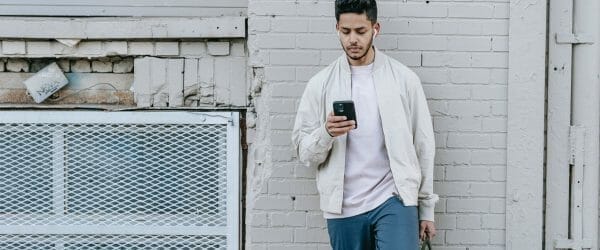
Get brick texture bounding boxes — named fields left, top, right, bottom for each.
left=246, top=0, right=509, bottom=249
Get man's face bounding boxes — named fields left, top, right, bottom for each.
left=336, top=13, right=379, bottom=61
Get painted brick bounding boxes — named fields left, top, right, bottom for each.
left=249, top=17, right=271, bottom=32
left=254, top=196, right=294, bottom=210
left=271, top=164, right=294, bottom=178
left=272, top=148, right=294, bottom=162
left=398, top=36, right=447, bottom=51
left=372, top=36, right=398, bottom=50
left=482, top=214, right=505, bottom=229
left=270, top=212, right=306, bottom=227
left=2, top=40, right=26, bottom=55
left=450, top=68, right=492, bottom=84
left=294, top=195, right=320, bottom=211
left=423, top=85, right=471, bottom=100
left=155, top=42, right=179, bottom=56
left=386, top=51, right=421, bottom=67
left=447, top=199, right=490, bottom=213
left=470, top=183, right=506, bottom=197
left=309, top=18, right=335, bottom=33
left=435, top=149, right=471, bottom=165
left=295, top=165, right=317, bottom=179
left=472, top=52, right=508, bottom=68
left=398, top=3, right=448, bottom=18
left=250, top=2, right=297, bottom=16
left=296, top=2, right=332, bottom=17
left=272, top=18, right=309, bottom=33
left=71, top=60, right=91, bottom=73
left=445, top=166, right=490, bottom=181
left=434, top=182, right=470, bottom=197
left=428, top=100, right=449, bottom=116
left=491, top=133, right=507, bottom=148
left=208, top=42, right=230, bottom=56
left=251, top=228, right=293, bottom=243
left=472, top=85, right=507, bottom=100
left=270, top=51, right=320, bottom=66
left=408, top=20, right=433, bottom=34
left=296, top=67, right=322, bottom=81
left=104, top=41, right=128, bottom=55
left=307, top=213, right=326, bottom=228
left=128, top=42, right=154, bottom=55
left=268, top=179, right=317, bottom=195
left=434, top=214, right=457, bottom=230
left=294, top=228, right=329, bottom=243
left=57, top=59, right=70, bottom=72
left=268, top=99, right=297, bottom=114
left=448, top=36, right=492, bottom=52
left=413, top=68, right=450, bottom=84
left=491, top=69, right=508, bottom=84
left=457, top=215, right=481, bottom=229
left=493, top=3, right=510, bottom=18
left=91, top=60, right=112, bottom=73
left=180, top=42, right=207, bottom=56
left=449, top=5, right=494, bottom=18
left=446, top=230, right=489, bottom=244
left=490, top=166, right=507, bottom=181
left=490, top=199, right=506, bottom=214
left=26, top=41, right=52, bottom=55
left=250, top=213, right=268, bottom=227
left=78, top=42, right=103, bottom=55
left=447, top=100, right=491, bottom=116
left=471, top=149, right=507, bottom=165
left=448, top=133, right=491, bottom=148
left=271, top=83, right=306, bottom=98
left=433, top=117, right=482, bottom=132
left=255, top=34, right=296, bottom=49
left=483, top=117, right=507, bottom=132
left=113, top=58, right=133, bottom=73
left=231, top=40, right=246, bottom=56
left=492, top=36, right=509, bottom=51
left=6, top=58, right=28, bottom=72
left=422, top=52, right=471, bottom=67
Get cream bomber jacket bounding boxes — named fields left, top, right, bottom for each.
left=292, top=48, right=438, bottom=221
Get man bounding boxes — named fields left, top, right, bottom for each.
left=291, top=0, right=437, bottom=249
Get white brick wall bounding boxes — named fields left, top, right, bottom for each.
left=247, top=0, right=509, bottom=249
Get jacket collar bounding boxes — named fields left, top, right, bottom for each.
left=339, top=46, right=385, bottom=73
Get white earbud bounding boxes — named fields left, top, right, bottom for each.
left=337, top=31, right=341, bottom=38
left=373, top=30, right=378, bottom=39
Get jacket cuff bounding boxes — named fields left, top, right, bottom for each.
left=317, top=125, right=335, bottom=147
left=418, top=200, right=436, bottom=222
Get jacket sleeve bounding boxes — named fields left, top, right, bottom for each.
left=409, top=75, right=439, bottom=222
left=292, top=81, right=335, bottom=167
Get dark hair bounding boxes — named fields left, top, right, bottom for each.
left=335, top=0, right=378, bottom=23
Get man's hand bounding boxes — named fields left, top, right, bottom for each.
left=326, top=112, right=356, bottom=137
left=419, top=220, right=436, bottom=241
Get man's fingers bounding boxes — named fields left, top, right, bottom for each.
left=327, top=115, right=347, bottom=122
left=328, top=125, right=355, bottom=134
left=419, top=224, right=426, bottom=240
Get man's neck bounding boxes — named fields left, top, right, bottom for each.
left=348, top=46, right=375, bottom=66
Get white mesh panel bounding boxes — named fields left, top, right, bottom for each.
left=0, top=111, right=239, bottom=250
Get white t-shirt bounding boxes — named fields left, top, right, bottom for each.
left=324, top=63, right=398, bottom=219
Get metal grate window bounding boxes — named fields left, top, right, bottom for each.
left=0, top=111, right=240, bottom=250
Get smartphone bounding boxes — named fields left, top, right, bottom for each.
left=333, top=100, right=357, bottom=129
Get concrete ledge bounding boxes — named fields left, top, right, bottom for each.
left=0, top=17, right=246, bottom=39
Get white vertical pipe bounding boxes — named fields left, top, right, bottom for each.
left=545, top=0, right=573, bottom=248
left=572, top=0, right=600, bottom=248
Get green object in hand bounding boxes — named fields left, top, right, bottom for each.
left=420, top=237, right=432, bottom=250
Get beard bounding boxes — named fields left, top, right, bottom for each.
left=341, top=37, right=374, bottom=61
